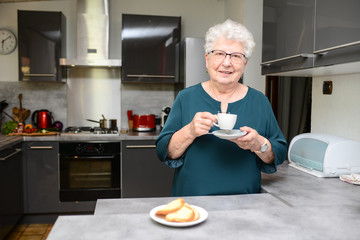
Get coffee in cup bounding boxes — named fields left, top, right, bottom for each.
left=213, top=113, right=237, bottom=130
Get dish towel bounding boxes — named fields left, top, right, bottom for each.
left=339, top=173, right=360, bottom=185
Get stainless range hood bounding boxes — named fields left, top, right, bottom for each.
left=60, top=0, right=121, bottom=67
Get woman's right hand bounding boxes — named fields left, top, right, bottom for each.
left=167, top=112, right=216, bottom=159
left=188, top=112, right=217, bottom=138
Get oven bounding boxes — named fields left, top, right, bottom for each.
left=59, top=142, right=120, bottom=202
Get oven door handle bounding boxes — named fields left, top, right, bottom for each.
left=125, top=145, right=156, bottom=149
left=61, top=155, right=115, bottom=160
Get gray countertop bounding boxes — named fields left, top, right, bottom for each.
left=261, top=163, right=360, bottom=208
left=0, top=135, right=23, bottom=150
left=0, top=131, right=160, bottom=150
left=47, top=163, right=360, bottom=240
left=28, top=130, right=160, bottom=141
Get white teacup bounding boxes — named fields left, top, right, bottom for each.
left=213, top=113, right=237, bottom=130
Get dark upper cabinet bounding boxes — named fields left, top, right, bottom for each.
left=314, top=0, right=360, bottom=67
left=121, top=14, right=181, bottom=83
left=262, top=0, right=315, bottom=75
left=262, top=0, right=360, bottom=75
left=18, top=10, right=66, bottom=82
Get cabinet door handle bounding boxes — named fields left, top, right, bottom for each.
left=23, top=73, right=56, bottom=77
left=61, top=155, right=115, bottom=160
left=313, top=40, right=360, bottom=55
left=127, top=74, right=175, bottom=79
left=260, top=53, right=315, bottom=66
left=126, top=145, right=156, bottom=149
left=0, top=148, right=22, bottom=161
left=30, top=146, right=53, bottom=150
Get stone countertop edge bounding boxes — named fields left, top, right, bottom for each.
left=0, top=131, right=160, bottom=150
left=0, top=135, right=23, bottom=151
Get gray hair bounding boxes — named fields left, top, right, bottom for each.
left=204, top=19, right=255, bottom=59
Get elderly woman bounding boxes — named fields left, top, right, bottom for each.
left=156, top=19, right=287, bottom=196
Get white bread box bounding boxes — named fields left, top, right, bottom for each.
left=288, top=133, right=360, bottom=177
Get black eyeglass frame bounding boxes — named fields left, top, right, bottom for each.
left=208, top=50, right=247, bottom=63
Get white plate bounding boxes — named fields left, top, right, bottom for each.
left=212, top=129, right=247, bottom=140
left=149, top=205, right=208, bottom=227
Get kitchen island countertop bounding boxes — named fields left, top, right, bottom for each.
left=47, top=163, right=360, bottom=240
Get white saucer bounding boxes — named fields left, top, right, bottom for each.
left=149, top=205, right=208, bottom=227
left=212, top=129, right=247, bottom=140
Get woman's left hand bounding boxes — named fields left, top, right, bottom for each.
left=229, top=126, right=275, bottom=164
left=229, top=126, right=263, bottom=152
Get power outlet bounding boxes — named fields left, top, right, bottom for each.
left=323, top=81, right=333, bottom=95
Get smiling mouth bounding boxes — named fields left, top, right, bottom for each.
left=219, top=71, right=233, bottom=75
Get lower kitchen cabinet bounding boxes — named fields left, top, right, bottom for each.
left=23, top=141, right=60, bottom=213
left=0, top=143, right=23, bottom=239
left=23, top=141, right=101, bottom=215
left=121, top=140, right=174, bottom=198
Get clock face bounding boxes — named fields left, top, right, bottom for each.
left=0, top=29, right=17, bottom=55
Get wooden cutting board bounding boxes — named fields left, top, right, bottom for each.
left=7, top=132, right=60, bottom=136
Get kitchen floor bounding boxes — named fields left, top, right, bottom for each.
left=5, top=223, right=53, bottom=240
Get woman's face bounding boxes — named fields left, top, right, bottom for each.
left=205, top=37, right=247, bottom=86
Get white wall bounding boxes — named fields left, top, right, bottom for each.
left=225, top=0, right=265, bottom=93
left=312, top=73, right=360, bottom=141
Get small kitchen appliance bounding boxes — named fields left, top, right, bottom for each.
left=31, top=109, right=54, bottom=129
left=133, top=114, right=156, bottom=132
left=288, top=133, right=360, bottom=177
left=160, top=107, right=171, bottom=128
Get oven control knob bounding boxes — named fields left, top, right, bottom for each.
left=75, top=144, right=84, bottom=153
left=97, top=144, right=105, bottom=154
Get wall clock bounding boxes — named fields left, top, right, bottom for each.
left=0, top=29, right=17, bottom=55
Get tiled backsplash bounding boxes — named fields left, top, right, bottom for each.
left=0, top=81, right=176, bottom=130
left=120, top=83, right=175, bottom=129
left=0, top=81, right=67, bottom=127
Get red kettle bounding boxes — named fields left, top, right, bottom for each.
left=31, top=109, right=53, bottom=129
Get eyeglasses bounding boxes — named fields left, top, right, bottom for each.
left=208, top=50, right=247, bottom=63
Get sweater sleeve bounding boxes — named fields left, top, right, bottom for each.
left=155, top=92, right=186, bottom=168
left=258, top=97, right=288, bottom=173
